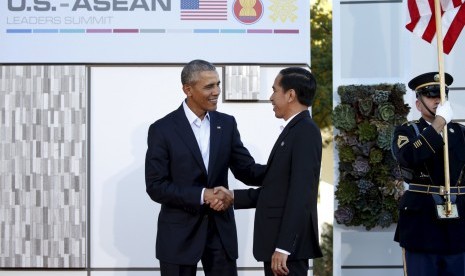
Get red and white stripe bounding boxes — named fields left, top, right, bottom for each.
left=180, top=0, right=227, bottom=21
left=406, top=0, right=465, bottom=54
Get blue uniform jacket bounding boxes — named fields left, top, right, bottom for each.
left=392, top=117, right=465, bottom=254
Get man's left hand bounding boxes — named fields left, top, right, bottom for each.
left=271, top=251, right=289, bottom=276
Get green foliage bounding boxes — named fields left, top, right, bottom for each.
left=338, top=85, right=373, bottom=105
left=310, top=5, right=333, bottom=272
left=334, top=84, right=410, bottom=230
left=369, top=148, right=383, bottom=164
left=377, top=103, right=396, bottom=121
left=338, top=145, right=355, bottom=162
left=313, top=223, right=333, bottom=276
left=334, top=178, right=358, bottom=205
left=357, top=121, right=377, bottom=143
left=333, top=104, right=356, bottom=131
left=377, top=125, right=395, bottom=150
left=310, top=0, right=332, bottom=134
left=373, top=90, right=390, bottom=104
left=309, top=4, right=332, bottom=273
left=359, top=98, right=374, bottom=116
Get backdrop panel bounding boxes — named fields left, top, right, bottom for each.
left=0, top=0, right=310, bottom=64
left=0, top=66, right=87, bottom=268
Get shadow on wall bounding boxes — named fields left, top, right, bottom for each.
left=95, top=124, right=159, bottom=272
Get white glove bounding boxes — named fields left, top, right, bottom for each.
left=436, top=101, right=453, bottom=124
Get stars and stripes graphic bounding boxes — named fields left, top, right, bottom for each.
left=406, top=0, right=465, bottom=54
left=181, top=0, right=228, bottom=21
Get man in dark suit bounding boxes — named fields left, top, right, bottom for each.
left=226, top=67, right=323, bottom=276
left=145, top=59, right=265, bottom=276
left=392, top=72, right=465, bottom=275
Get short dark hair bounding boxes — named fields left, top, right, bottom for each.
left=278, top=67, right=316, bottom=107
left=181, top=59, right=216, bottom=85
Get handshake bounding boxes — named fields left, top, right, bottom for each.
left=204, top=186, right=234, bottom=211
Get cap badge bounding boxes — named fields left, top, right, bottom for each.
left=434, top=74, right=440, bottom=82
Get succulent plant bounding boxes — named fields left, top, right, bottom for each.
left=359, top=98, right=373, bottom=117
left=333, top=104, right=356, bottom=131
left=369, top=148, right=383, bottom=164
left=373, top=90, right=390, bottom=104
left=377, top=126, right=394, bottom=150
left=357, top=121, right=377, bottom=143
left=335, top=206, right=354, bottom=225
left=377, top=211, right=393, bottom=228
left=357, top=179, right=375, bottom=194
left=378, top=103, right=396, bottom=121
left=334, top=83, right=409, bottom=230
left=338, top=145, right=356, bottom=162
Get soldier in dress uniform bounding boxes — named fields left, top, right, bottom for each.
left=392, top=72, right=465, bottom=276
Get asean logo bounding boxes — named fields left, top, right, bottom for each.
left=232, top=0, right=264, bottom=25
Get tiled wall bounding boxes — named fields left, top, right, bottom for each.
left=0, top=66, right=87, bottom=268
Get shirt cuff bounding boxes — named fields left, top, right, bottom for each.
left=201, top=188, right=205, bottom=205
left=275, top=248, right=290, bottom=255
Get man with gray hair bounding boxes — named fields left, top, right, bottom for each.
left=145, top=59, right=265, bottom=276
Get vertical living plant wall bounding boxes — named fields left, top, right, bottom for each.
left=333, top=83, right=410, bottom=230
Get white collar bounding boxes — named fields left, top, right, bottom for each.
left=280, top=112, right=300, bottom=131
left=183, top=100, right=209, bottom=125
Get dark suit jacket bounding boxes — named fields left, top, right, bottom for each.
left=234, top=110, right=323, bottom=261
left=392, top=118, right=465, bottom=254
left=145, top=103, right=265, bottom=265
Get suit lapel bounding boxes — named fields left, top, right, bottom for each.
left=266, top=111, right=309, bottom=165
left=267, top=125, right=290, bottom=165
left=173, top=105, right=208, bottom=175
left=207, top=112, right=222, bottom=186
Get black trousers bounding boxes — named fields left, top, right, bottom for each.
left=160, top=216, right=237, bottom=276
left=264, top=259, right=309, bottom=276
left=403, top=248, right=465, bottom=276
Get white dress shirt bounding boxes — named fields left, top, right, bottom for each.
left=182, top=101, right=211, bottom=204
left=274, top=112, right=299, bottom=256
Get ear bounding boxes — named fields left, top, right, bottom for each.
left=183, top=84, right=192, bottom=96
left=415, top=99, right=421, bottom=111
left=288, top=89, right=296, bottom=103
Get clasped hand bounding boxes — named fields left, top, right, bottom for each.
left=204, top=186, right=233, bottom=211
left=436, top=101, right=453, bottom=124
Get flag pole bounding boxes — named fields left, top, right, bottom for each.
left=433, top=0, right=452, bottom=214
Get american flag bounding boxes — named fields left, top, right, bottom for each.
left=406, top=0, right=465, bottom=54
left=181, top=0, right=228, bottom=21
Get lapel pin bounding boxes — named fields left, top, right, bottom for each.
left=450, top=128, right=454, bottom=133
left=281, top=141, right=285, bottom=146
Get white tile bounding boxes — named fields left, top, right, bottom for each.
left=0, top=272, right=86, bottom=276
left=341, top=268, right=403, bottom=276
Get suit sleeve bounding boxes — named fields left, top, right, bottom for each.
left=234, top=188, right=261, bottom=209
left=145, top=123, right=203, bottom=211
left=276, top=125, right=321, bottom=252
left=228, top=118, right=266, bottom=186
